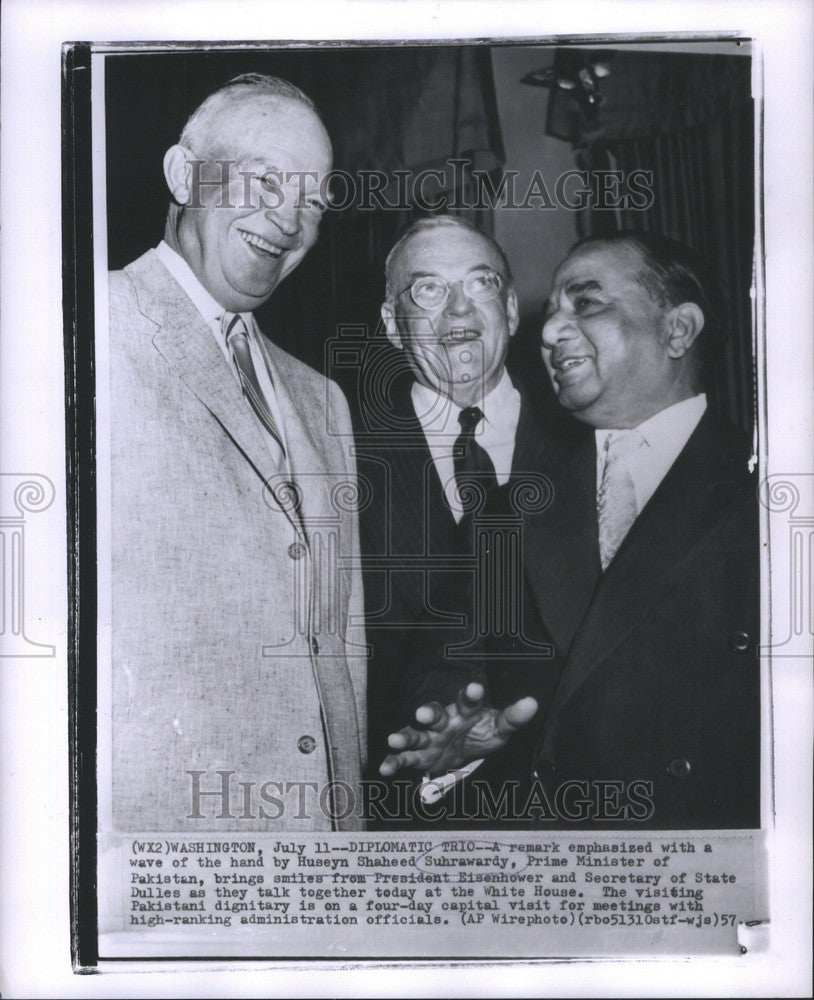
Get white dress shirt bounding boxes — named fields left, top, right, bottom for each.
left=595, top=393, right=708, bottom=519
left=156, top=241, right=289, bottom=468
left=411, top=368, right=521, bottom=523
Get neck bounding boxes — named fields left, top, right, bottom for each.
left=581, top=365, right=701, bottom=429
left=163, top=206, right=184, bottom=256
left=445, top=370, right=506, bottom=410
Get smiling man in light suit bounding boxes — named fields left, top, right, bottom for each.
left=109, top=74, right=366, bottom=832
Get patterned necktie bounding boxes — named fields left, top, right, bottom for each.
left=453, top=406, right=498, bottom=510
left=597, top=429, right=643, bottom=570
left=222, top=313, right=286, bottom=460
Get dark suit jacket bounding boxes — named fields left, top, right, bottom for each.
left=437, top=410, right=761, bottom=830
left=354, top=372, right=569, bottom=783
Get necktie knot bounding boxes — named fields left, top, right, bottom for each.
left=222, top=311, right=249, bottom=345
left=604, top=428, right=643, bottom=464
left=458, top=405, right=484, bottom=435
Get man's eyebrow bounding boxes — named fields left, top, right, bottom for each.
left=405, top=270, right=440, bottom=281
left=406, top=264, right=498, bottom=280
left=564, top=279, right=602, bottom=295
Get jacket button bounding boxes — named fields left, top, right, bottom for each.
left=311, top=637, right=319, bottom=655
left=667, top=757, right=691, bottom=779
left=534, top=760, right=556, bottom=780
left=288, top=542, right=306, bottom=560
left=297, top=735, right=317, bottom=754
left=728, top=631, right=750, bottom=652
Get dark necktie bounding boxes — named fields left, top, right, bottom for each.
left=453, top=406, right=498, bottom=510
left=222, top=313, right=286, bottom=460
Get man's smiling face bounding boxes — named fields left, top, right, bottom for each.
left=541, top=241, right=678, bottom=429
left=382, top=226, right=518, bottom=407
left=176, top=94, right=332, bottom=313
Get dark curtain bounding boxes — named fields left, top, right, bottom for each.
left=546, top=52, right=755, bottom=433
left=105, top=48, right=504, bottom=406
left=258, top=46, right=504, bottom=409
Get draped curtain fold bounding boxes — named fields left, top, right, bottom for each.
left=546, top=52, right=755, bottom=432
left=259, top=47, right=504, bottom=385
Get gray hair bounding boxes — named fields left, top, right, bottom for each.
left=384, top=215, right=514, bottom=300
left=179, top=73, right=319, bottom=156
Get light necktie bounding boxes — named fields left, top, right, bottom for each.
left=453, top=406, right=498, bottom=514
left=597, top=429, right=643, bottom=570
left=221, top=313, right=286, bottom=460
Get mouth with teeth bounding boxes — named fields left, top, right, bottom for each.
left=552, top=356, right=591, bottom=380
left=238, top=230, right=285, bottom=259
left=439, top=328, right=480, bottom=344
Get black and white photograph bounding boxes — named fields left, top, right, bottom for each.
left=1, top=0, right=812, bottom=995
left=91, top=34, right=765, bottom=957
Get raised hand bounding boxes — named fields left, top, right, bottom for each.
left=378, top=682, right=538, bottom=777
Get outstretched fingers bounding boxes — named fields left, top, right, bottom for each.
left=415, top=701, right=449, bottom=730
left=387, top=726, right=431, bottom=751
left=494, top=696, right=539, bottom=740
left=456, top=682, right=486, bottom=719
left=379, top=750, right=422, bottom=776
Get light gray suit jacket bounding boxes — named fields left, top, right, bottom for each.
left=108, top=249, right=366, bottom=832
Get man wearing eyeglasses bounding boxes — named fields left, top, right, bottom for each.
left=378, top=231, right=760, bottom=830
left=358, top=216, right=564, bottom=820
left=108, top=74, right=366, bottom=833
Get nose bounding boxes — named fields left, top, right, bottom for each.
left=264, top=189, right=302, bottom=240
left=443, top=281, right=475, bottom=317
left=541, top=302, right=576, bottom=349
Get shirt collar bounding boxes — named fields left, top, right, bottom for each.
left=156, top=240, right=242, bottom=328
left=632, top=393, right=707, bottom=452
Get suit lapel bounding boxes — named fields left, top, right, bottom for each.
left=361, top=380, right=459, bottom=622
left=522, top=435, right=602, bottom=657
left=511, top=390, right=556, bottom=479
left=260, top=338, right=334, bottom=543
left=543, top=413, right=751, bottom=727
left=127, top=251, right=303, bottom=537
left=386, top=381, right=458, bottom=561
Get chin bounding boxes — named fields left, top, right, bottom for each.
left=557, top=390, right=596, bottom=416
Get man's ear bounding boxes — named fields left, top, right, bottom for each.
left=506, top=287, right=520, bottom=338
left=665, top=302, right=705, bottom=359
left=163, top=145, right=195, bottom=206
left=381, top=302, right=403, bottom=350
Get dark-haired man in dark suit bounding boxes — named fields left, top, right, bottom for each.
left=381, top=233, right=760, bottom=830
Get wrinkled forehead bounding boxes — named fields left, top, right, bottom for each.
left=551, top=241, right=645, bottom=293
